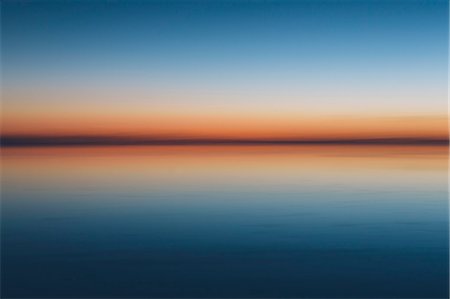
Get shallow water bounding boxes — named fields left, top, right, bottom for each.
left=1, top=145, right=448, bottom=298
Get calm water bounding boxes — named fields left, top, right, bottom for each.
left=1, top=145, right=448, bottom=298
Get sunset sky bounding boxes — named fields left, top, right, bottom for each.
left=2, top=0, right=448, bottom=141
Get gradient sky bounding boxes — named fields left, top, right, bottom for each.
left=1, top=0, right=448, bottom=139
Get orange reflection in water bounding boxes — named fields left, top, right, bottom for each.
left=2, top=145, right=447, bottom=195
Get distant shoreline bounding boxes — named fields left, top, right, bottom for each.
left=1, top=136, right=448, bottom=147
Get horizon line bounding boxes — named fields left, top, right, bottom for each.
left=1, top=135, right=448, bottom=147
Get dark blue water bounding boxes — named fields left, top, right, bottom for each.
left=1, top=146, right=448, bottom=298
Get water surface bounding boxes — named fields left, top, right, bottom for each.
left=1, top=145, right=448, bottom=298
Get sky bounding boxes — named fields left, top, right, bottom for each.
left=1, top=0, right=448, bottom=140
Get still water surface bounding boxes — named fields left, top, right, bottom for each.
left=1, top=145, right=448, bottom=298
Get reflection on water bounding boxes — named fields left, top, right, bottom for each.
left=1, top=145, right=449, bottom=298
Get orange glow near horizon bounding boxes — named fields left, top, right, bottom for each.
left=3, top=85, right=448, bottom=141
left=2, top=111, right=448, bottom=140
